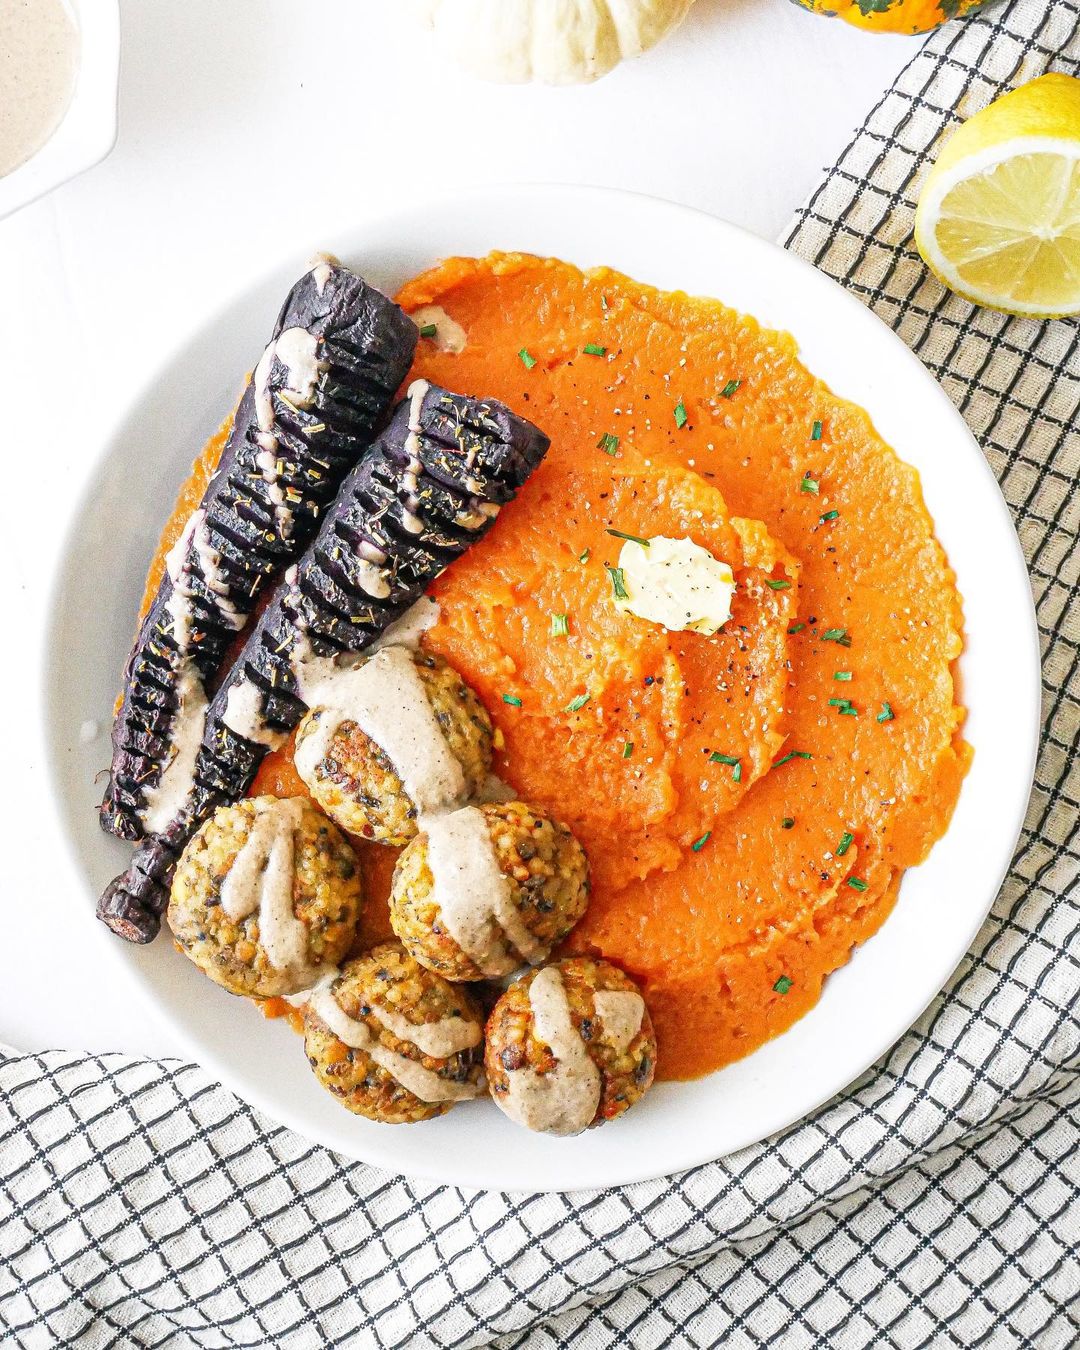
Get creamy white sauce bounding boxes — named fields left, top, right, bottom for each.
left=425, top=806, right=548, bottom=978
left=615, top=535, right=736, bottom=635
left=370, top=1002, right=482, bottom=1058
left=222, top=679, right=286, bottom=749
left=411, top=306, right=468, bottom=355
left=141, top=666, right=207, bottom=834
left=219, top=797, right=317, bottom=982
left=308, top=251, right=340, bottom=295
left=398, top=379, right=430, bottom=537
left=295, top=645, right=466, bottom=818
left=501, top=967, right=600, bottom=1137
left=308, top=986, right=482, bottom=1103
left=593, top=990, right=645, bottom=1054
left=251, top=326, right=328, bottom=538
left=0, top=0, right=79, bottom=179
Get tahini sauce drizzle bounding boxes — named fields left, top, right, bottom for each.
left=294, top=645, right=466, bottom=818
left=251, top=327, right=328, bottom=539
left=143, top=508, right=245, bottom=831
left=426, top=807, right=548, bottom=978
left=502, top=967, right=599, bottom=1137
left=500, top=972, right=646, bottom=1136
left=219, top=798, right=316, bottom=982
left=410, top=306, right=468, bottom=355
left=307, top=986, right=482, bottom=1103
left=0, top=0, right=79, bottom=179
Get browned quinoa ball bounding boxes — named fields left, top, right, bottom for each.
left=302, top=941, right=486, bottom=1124
left=294, top=650, right=494, bottom=846
left=485, top=957, right=656, bottom=1135
left=390, top=800, right=591, bottom=981
left=168, top=796, right=361, bottom=999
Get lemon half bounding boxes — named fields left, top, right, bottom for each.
left=915, top=74, right=1080, bottom=318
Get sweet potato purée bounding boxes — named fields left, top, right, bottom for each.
left=153, top=253, right=970, bottom=1080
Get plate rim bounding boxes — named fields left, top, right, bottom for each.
left=42, top=183, right=1041, bottom=1193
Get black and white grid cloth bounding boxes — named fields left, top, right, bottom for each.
left=3, top=1, right=1079, bottom=1345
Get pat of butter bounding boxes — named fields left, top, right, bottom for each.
left=614, top=535, right=735, bottom=635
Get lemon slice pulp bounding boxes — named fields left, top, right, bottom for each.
left=915, top=75, right=1080, bottom=317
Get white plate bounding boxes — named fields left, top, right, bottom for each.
left=45, top=186, right=1040, bottom=1193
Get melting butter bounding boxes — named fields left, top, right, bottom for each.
left=615, top=535, right=735, bottom=635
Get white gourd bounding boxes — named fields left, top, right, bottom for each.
left=410, top=0, right=696, bottom=85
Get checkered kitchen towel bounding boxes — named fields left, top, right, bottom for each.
left=3, top=1, right=1079, bottom=1345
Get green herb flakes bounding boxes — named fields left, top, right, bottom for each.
left=800, top=474, right=820, bottom=495
left=877, top=701, right=895, bottom=723
left=811, top=420, right=823, bottom=441
left=836, top=831, right=854, bottom=857
left=820, top=509, right=840, bottom=523
left=674, top=401, right=689, bottom=429
left=565, top=693, right=591, bottom=714
left=822, top=628, right=852, bottom=647
left=846, top=876, right=869, bottom=892
left=709, top=752, right=740, bottom=766
left=597, top=432, right=620, bottom=455
left=774, top=750, right=813, bottom=768
left=721, top=379, right=741, bottom=398
left=781, top=817, right=795, bottom=830
left=579, top=547, right=592, bottom=564
left=418, top=323, right=438, bottom=338
left=518, top=348, right=538, bottom=370
left=691, top=831, right=712, bottom=852
left=833, top=671, right=853, bottom=682
left=622, top=741, right=634, bottom=759
left=550, top=613, right=569, bottom=638
left=583, top=343, right=607, bottom=357
left=502, top=693, right=522, bottom=707
left=606, top=528, right=650, bottom=548
left=605, top=564, right=629, bottom=601
left=766, top=578, right=792, bottom=590
left=788, top=623, right=806, bottom=634
left=774, top=975, right=793, bottom=995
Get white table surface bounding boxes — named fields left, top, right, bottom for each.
left=0, top=0, right=913, bottom=1060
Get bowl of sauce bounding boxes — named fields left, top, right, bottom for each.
left=0, top=0, right=119, bottom=219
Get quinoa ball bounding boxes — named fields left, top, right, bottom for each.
left=390, top=800, right=591, bottom=982
left=485, top=957, right=656, bottom=1135
left=294, top=650, right=493, bottom=845
left=303, top=941, right=486, bottom=1124
left=168, top=795, right=361, bottom=999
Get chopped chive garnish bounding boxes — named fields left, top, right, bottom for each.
left=773, top=975, right=793, bottom=995
left=606, top=528, right=650, bottom=548
left=820, top=509, right=840, bottom=523
left=502, top=693, right=522, bottom=707
left=518, top=348, right=538, bottom=369
left=597, top=432, right=620, bottom=455
left=774, top=750, right=813, bottom=768
left=766, top=578, right=791, bottom=590
left=691, top=831, right=712, bottom=852
left=550, top=613, right=569, bottom=637
left=733, top=761, right=743, bottom=783
left=876, top=702, right=894, bottom=722
left=833, top=671, right=853, bottom=681
left=811, top=420, right=823, bottom=441
left=720, top=379, right=741, bottom=398
left=418, top=323, right=438, bottom=338
left=800, top=474, right=820, bottom=495
left=709, top=752, right=740, bottom=766
left=579, top=547, right=591, bottom=563
left=781, top=817, right=795, bottom=829
left=583, top=343, right=607, bottom=356
left=622, top=741, right=634, bottom=759
left=836, top=831, right=854, bottom=857
left=601, top=294, right=609, bottom=311
left=846, top=876, right=869, bottom=892
left=565, top=692, right=591, bottom=714
left=827, top=698, right=851, bottom=708
left=839, top=706, right=858, bottom=717
left=788, top=623, right=806, bottom=634
left=674, top=401, right=688, bottom=429
left=605, top=564, right=629, bottom=600
left=822, top=628, right=851, bottom=646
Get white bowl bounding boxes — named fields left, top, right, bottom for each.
left=45, top=186, right=1040, bottom=1193
left=0, top=0, right=120, bottom=220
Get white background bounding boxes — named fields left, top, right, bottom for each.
left=0, top=0, right=913, bottom=1059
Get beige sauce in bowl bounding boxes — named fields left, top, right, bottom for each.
left=0, top=0, right=80, bottom=178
